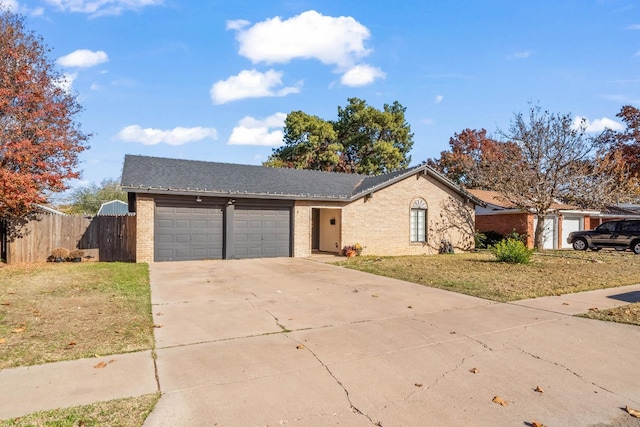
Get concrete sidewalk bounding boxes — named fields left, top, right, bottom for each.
left=1, top=258, right=639, bottom=426
left=0, top=350, right=157, bottom=420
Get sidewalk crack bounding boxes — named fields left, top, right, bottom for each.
left=287, top=336, right=383, bottom=426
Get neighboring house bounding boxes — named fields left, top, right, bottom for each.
left=121, top=155, right=482, bottom=262
left=586, top=205, right=640, bottom=228
left=468, top=189, right=598, bottom=250
left=96, top=200, right=130, bottom=216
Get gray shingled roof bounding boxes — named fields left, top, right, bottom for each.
left=121, top=155, right=476, bottom=202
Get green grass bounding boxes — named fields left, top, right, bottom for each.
left=0, top=262, right=154, bottom=369
left=337, top=250, right=640, bottom=302
left=578, top=302, right=640, bottom=326
left=0, top=394, right=160, bottom=427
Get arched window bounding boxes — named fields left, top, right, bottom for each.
left=410, top=199, right=427, bottom=243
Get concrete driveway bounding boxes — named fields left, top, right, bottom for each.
left=143, top=258, right=640, bottom=427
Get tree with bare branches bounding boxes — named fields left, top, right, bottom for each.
left=485, top=105, right=633, bottom=249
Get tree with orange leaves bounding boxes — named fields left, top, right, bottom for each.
left=0, top=8, right=88, bottom=237
left=597, top=105, right=640, bottom=179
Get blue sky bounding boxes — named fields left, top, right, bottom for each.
left=3, top=0, right=639, bottom=198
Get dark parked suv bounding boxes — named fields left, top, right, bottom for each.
left=567, top=220, right=640, bottom=254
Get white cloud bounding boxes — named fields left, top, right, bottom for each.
left=57, top=49, right=108, bottom=68
left=507, top=51, right=531, bottom=60
left=434, top=95, right=444, bottom=104
left=210, top=69, right=300, bottom=104
left=231, top=10, right=372, bottom=70
left=44, top=0, right=163, bottom=16
left=340, top=64, right=385, bottom=87
left=54, top=72, right=78, bottom=92
left=573, top=116, right=624, bottom=133
left=626, top=24, right=640, bottom=30
left=226, top=19, right=250, bottom=31
left=117, top=125, right=218, bottom=146
left=0, top=0, right=18, bottom=10
left=228, top=113, right=286, bottom=146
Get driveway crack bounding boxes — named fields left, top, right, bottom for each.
left=245, top=298, right=290, bottom=332
left=286, top=336, right=383, bottom=426
left=509, top=343, right=640, bottom=404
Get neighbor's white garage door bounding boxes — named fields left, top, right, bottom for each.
left=562, top=217, right=582, bottom=249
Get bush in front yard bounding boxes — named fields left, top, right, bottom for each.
left=490, top=237, right=533, bottom=264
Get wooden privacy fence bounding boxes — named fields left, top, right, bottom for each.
left=3, top=214, right=136, bottom=264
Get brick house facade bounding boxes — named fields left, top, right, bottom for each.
left=123, top=155, right=480, bottom=262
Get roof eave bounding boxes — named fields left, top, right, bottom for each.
left=122, top=186, right=351, bottom=202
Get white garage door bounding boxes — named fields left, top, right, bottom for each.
left=562, top=217, right=582, bottom=249
left=534, top=216, right=557, bottom=249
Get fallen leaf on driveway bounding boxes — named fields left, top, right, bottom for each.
left=68, top=342, right=77, bottom=347
left=469, top=368, right=480, bottom=374
left=492, top=396, right=508, bottom=406
left=562, top=302, right=569, bottom=306
left=531, top=421, right=547, bottom=427
left=94, top=361, right=107, bottom=369
left=627, top=406, right=640, bottom=418
left=371, top=294, right=379, bottom=298
left=589, top=307, right=599, bottom=312
left=414, top=383, right=423, bottom=387
left=155, top=312, right=164, bottom=316
left=407, top=305, right=413, bottom=309
left=153, top=324, right=163, bottom=328
left=534, top=386, right=544, bottom=393
left=296, top=344, right=304, bottom=349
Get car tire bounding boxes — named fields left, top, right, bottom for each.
left=572, top=238, right=588, bottom=251
left=633, top=240, right=640, bottom=255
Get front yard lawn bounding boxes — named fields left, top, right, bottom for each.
left=0, top=262, right=154, bottom=369
left=338, top=250, right=640, bottom=302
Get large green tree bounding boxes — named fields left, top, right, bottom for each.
left=265, top=98, right=414, bottom=175
left=0, top=9, right=88, bottom=236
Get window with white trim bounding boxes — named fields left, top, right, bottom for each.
left=410, top=199, right=427, bottom=243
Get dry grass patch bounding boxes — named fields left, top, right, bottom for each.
left=338, top=251, right=640, bottom=302
left=578, top=303, right=640, bottom=326
left=0, top=262, right=153, bottom=369
left=0, top=393, right=159, bottom=427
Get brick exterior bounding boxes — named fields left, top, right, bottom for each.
left=339, top=173, right=475, bottom=256
left=135, top=195, right=154, bottom=263
left=132, top=172, right=476, bottom=261
left=475, top=212, right=531, bottom=243
left=293, top=204, right=311, bottom=258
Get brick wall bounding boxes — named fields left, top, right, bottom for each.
left=293, top=204, right=311, bottom=257
left=475, top=212, right=534, bottom=247
left=341, top=173, right=475, bottom=256
left=293, top=200, right=346, bottom=257
left=135, top=195, right=154, bottom=263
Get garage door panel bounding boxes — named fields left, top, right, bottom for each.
left=234, top=208, right=290, bottom=259
left=155, top=203, right=223, bottom=262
